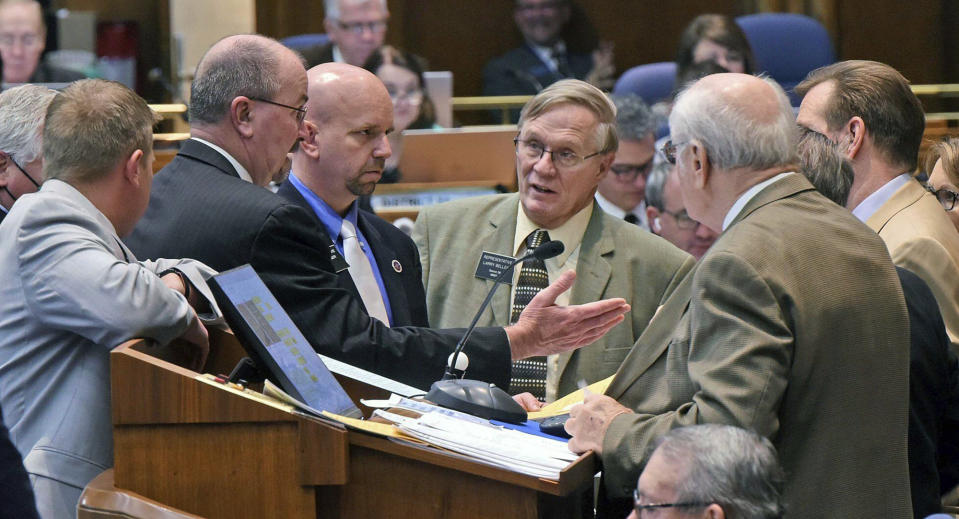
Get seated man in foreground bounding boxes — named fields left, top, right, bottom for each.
left=630, top=424, right=784, bottom=519
left=0, top=79, right=216, bottom=518
left=565, top=73, right=912, bottom=518
left=413, top=79, right=692, bottom=402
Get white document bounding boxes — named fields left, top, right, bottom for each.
left=318, top=354, right=426, bottom=397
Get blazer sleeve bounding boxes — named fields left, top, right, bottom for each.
left=890, top=236, right=959, bottom=352
left=249, top=204, right=511, bottom=391
left=17, top=208, right=194, bottom=348
left=599, top=250, right=793, bottom=497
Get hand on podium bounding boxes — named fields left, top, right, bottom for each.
left=175, top=309, right=209, bottom=372
left=512, top=392, right=544, bottom=412
left=505, top=270, right=629, bottom=361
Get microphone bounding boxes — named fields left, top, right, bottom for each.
left=425, top=240, right=564, bottom=423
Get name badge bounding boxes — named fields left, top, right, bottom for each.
left=474, top=251, right=516, bottom=283
left=329, top=244, right=350, bottom=273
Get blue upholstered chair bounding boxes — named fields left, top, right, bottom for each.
left=735, top=13, right=835, bottom=104
left=612, top=61, right=678, bottom=106
left=280, top=33, right=330, bottom=53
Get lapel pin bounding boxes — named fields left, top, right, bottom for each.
left=392, top=259, right=402, bottom=273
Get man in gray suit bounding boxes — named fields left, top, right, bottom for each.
left=0, top=84, right=56, bottom=224
left=0, top=79, right=216, bottom=518
left=413, top=79, right=693, bottom=402
left=565, top=73, right=912, bottom=518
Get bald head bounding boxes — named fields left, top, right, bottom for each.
left=305, top=62, right=391, bottom=126
left=669, top=73, right=797, bottom=172
left=190, top=34, right=304, bottom=125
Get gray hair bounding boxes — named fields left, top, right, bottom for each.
left=189, top=35, right=285, bottom=125
left=44, top=79, right=158, bottom=184
left=519, top=79, right=618, bottom=154
left=644, top=161, right=672, bottom=210
left=669, top=75, right=797, bottom=171
left=611, top=94, right=656, bottom=141
left=649, top=424, right=785, bottom=519
left=0, top=84, right=56, bottom=164
left=324, top=0, right=387, bottom=19
left=798, top=129, right=854, bottom=206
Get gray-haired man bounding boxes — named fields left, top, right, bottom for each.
left=0, top=84, right=55, bottom=223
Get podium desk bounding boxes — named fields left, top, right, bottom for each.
left=109, top=331, right=595, bottom=518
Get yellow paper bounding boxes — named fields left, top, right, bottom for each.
left=322, top=411, right=408, bottom=439
left=527, top=375, right=614, bottom=420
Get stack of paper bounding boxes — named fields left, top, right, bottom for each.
left=397, top=411, right=578, bottom=479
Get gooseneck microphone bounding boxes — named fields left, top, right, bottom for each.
left=426, top=240, right=565, bottom=423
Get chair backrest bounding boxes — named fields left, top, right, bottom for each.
left=613, top=62, right=677, bottom=105
left=280, top=33, right=330, bottom=53
left=736, top=13, right=835, bottom=103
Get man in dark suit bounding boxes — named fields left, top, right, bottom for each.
left=279, top=62, right=427, bottom=328
left=565, top=74, right=913, bottom=518
left=482, top=0, right=613, bottom=122
left=127, top=35, right=629, bottom=392
left=0, top=404, right=38, bottom=519
left=300, top=0, right=388, bottom=68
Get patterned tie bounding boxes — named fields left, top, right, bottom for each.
left=509, top=229, right=550, bottom=400
left=340, top=219, right=391, bottom=326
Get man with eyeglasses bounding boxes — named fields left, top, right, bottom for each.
left=628, top=424, right=785, bottom=519
left=797, top=60, right=959, bottom=357
left=566, top=73, right=913, bottom=518
left=129, top=37, right=630, bottom=391
left=594, top=95, right=656, bottom=230
left=482, top=0, right=614, bottom=122
left=644, top=162, right=718, bottom=259
left=413, top=79, right=693, bottom=402
left=0, top=0, right=84, bottom=84
left=0, top=84, right=56, bottom=225
left=301, top=0, right=389, bottom=68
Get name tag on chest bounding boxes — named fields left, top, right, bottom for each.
left=474, top=251, right=516, bottom=283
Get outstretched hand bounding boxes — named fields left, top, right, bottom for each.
left=506, top=270, right=629, bottom=361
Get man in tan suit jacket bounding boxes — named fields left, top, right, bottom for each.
left=797, top=60, right=959, bottom=355
left=413, top=80, right=693, bottom=402
left=566, top=74, right=912, bottom=518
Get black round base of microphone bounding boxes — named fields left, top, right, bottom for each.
left=426, top=379, right=528, bottom=424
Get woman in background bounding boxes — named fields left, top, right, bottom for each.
left=926, top=138, right=959, bottom=232
left=363, top=45, right=437, bottom=184
left=675, top=14, right=755, bottom=77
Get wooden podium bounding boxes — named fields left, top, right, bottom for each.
left=107, top=330, right=595, bottom=518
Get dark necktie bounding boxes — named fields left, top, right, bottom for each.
left=509, top=229, right=550, bottom=400
left=552, top=48, right=572, bottom=78
left=624, top=213, right=639, bottom=225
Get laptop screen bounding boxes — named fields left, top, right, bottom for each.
left=208, top=265, right=361, bottom=418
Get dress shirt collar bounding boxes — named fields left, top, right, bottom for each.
left=332, top=45, right=344, bottom=64
left=288, top=172, right=359, bottom=241
left=594, top=191, right=649, bottom=230
left=190, top=137, right=253, bottom=184
left=527, top=40, right=566, bottom=75
left=0, top=204, right=7, bottom=216
left=851, top=173, right=912, bottom=223
left=722, top=171, right=795, bottom=231
left=514, top=199, right=591, bottom=267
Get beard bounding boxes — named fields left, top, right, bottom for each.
left=798, top=130, right=854, bottom=207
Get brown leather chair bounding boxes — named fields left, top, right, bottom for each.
left=78, top=469, right=203, bottom=519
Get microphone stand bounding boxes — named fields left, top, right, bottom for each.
left=425, top=241, right=563, bottom=423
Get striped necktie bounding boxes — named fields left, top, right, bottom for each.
left=509, top=229, right=550, bottom=400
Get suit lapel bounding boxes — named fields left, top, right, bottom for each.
left=864, top=178, right=923, bottom=234
left=483, top=196, right=520, bottom=325
left=557, top=205, right=613, bottom=378
left=358, top=212, right=408, bottom=325
left=605, top=265, right=697, bottom=399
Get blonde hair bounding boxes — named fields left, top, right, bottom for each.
left=926, top=138, right=959, bottom=184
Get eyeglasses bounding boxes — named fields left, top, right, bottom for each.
left=9, top=156, right=40, bottom=189
left=514, top=138, right=602, bottom=169
left=661, top=208, right=699, bottom=230
left=633, top=489, right=710, bottom=517
left=660, top=140, right=688, bottom=165
left=336, top=19, right=388, bottom=35
left=929, top=185, right=959, bottom=211
left=610, top=160, right=654, bottom=182
left=249, top=97, right=307, bottom=122
left=386, top=88, right=423, bottom=106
